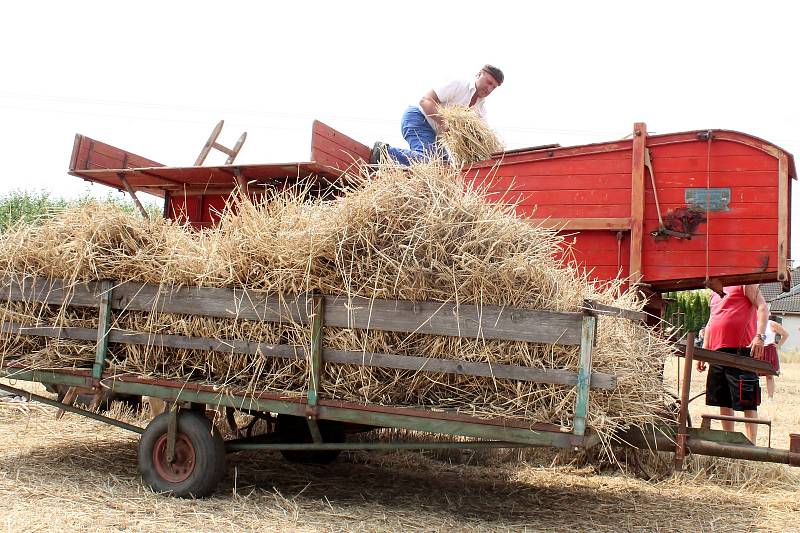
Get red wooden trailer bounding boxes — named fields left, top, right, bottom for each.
left=69, top=121, right=795, bottom=301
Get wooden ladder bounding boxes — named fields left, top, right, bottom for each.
left=195, top=120, right=247, bottom=165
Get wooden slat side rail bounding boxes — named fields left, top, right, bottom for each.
left=111, top=282, right=312, bottom=324
left=322, top=348, right=616, bottom=389
left=582, top=299, right=647, bottom=322
left=674, top=343, right=777, bottom=375
left=310, top=120, right=370, bottom=171
left=0, top=276, right=102, bottom=308
left=0, top=322, right=616, bottom=389
left=531, top=217, right=632, bottom=231
left=0, top=278, right=585, bottom=345
left=323, top=296, right=583, bottom=345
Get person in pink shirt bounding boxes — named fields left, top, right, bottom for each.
left=697, top=284, right=768, bottom=443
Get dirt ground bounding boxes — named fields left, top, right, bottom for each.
left=1, top=363, right=799, bottom=532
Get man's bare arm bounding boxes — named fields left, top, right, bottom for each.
left=419, top=90, right=445, bottom=130
left=745, top=284, right=768, bottom=357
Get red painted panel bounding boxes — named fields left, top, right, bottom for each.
left=642, top=203, right=777, bottom=219
left=202, top=195, right=228, bottom=225
left=642, top=251, right=775, bottom=268
left=650, top=171, right=782, bottom=188
left=650, top=139, right=765, bottom=158
left=488, top=156, right=632, bottom=176
left=644, top=266, right=776, bottom=281
left=311, top=120, right=370, bottom=170
left=485, top=188, right=632, bottom=205
left=649, top=155, right=777, bottom=173
left=465, top=172, right=632, bottom=192
left=643, top=234, right=775, bottom=252
left=69, top=135, right=163, bottom=171
left=168, top=196, right=202, bottom=226
left=644, top=187, right=777, bottom=205
left=642, top=218, right=777, bottom=235
left=512, top=204, right=631, bottom=218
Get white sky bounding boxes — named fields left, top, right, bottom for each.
left=2, top=1, right=799, bottom=253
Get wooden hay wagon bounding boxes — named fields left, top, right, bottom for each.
left=1, top=276, right=619, bottom=497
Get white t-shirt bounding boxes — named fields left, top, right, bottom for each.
left=417, top=79, right=488, bottom=133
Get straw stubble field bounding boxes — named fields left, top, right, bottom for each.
left=1, top=362, right=799, bottom=533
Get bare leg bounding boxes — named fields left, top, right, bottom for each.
left=766, top=376, right=776, bottom=399
left=719, top=407, right=735, bottom=431
left=744, top=409, right=758, bottom=443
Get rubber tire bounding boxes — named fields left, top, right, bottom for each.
left=138, top=410, right=226, bottom=498
left=276, top=414, right=344, bottom=465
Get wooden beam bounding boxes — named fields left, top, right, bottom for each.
left=530, top=217, right=632, bottom=231
left=117, top=173, right=149, bottom=219
left=572, top=315, right=596, bottom=436
left=323, top=295, right=583, bottom=345
left=777, top=152, right=790, bottom=286
left=629, top=122, right=647, bottom=282
left=0, top=276, right=101, bottom=308
left=323, top=348, right=616, bottom=390
left=582, top=299, right=646, bottom=322
left=0, top=277, right=584, bottom=345
left=0, top=321, right=616, bottom=388
left=674, top=343, right=776, bottom=375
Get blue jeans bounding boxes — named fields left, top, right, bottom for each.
left=386, top=107, right=440, bottom=165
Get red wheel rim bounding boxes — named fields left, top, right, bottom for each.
left=152, top=433, right=196, bottom=483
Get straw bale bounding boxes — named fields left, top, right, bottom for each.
left=438, top=105, right=504, bottom=166
left=0, top=163, right=673, bottom=446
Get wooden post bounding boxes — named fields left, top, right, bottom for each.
left=92, top=280, right=113, bottom=380
left=629, top=122, right=647, bottom=283
left=306, top=295, right=324, bottom=443
left=118, top=173, right=149, bottom=219
left=777, top=153, right=790, bottom=287
left=674, top=331, right=695, bottom=471
left=573, top=314, right=596, bottom=436
left=166, top=404, right=178, bottom=463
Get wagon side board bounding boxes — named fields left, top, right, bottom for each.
left=0, top=368, right=597, bottom=449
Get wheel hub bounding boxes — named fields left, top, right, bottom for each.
left=152, top=433, right=196, bottom=483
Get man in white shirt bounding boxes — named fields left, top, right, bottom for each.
left=370, top=64, right=504, bottom=166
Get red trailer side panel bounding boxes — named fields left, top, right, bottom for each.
left=467, top=126, right=795, bottom=292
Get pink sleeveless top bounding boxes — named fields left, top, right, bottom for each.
left=705, top=286, right=757, bottom=350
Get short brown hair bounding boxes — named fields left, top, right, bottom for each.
left=482, top=64, right=504, bottom=85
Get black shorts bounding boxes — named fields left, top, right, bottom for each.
left=705, top=347, right=761, bottom=411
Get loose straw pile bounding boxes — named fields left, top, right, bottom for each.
left=0, top=161, right=672, bottom=447
left=438, top=105, right=504, bottom=166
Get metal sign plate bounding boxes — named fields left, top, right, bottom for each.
left=684, top=188, right=731, bottom=211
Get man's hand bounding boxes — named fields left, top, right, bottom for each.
left=696, top=360, right=707, bottom=372
left=749, top=335, right=765, bottom=359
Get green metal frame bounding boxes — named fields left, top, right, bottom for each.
left=0, top=367, right=598, bottom=450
